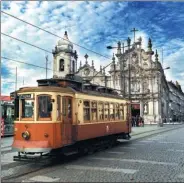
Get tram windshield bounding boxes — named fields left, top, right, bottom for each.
left=21, top=99, right=34, bottom=118
left=38, top=95, right=52, bottom=118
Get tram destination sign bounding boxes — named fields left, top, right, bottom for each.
left=18, top=94, right=34, bottom=99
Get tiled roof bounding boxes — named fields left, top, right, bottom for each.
left=0, top=96, right=12, bottom=101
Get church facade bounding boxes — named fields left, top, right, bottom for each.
left=52, top=31, right=184, bottom=124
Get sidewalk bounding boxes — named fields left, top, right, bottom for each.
left=131, top=123, right=184, bottom=138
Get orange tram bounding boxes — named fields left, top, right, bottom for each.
left=11, top=74, right=131, bottom=162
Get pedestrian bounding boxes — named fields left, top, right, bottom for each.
left=136, top=115, right=139, bottom=127
left=138, top=116, right=142, bottom=127
left=131, top=116, right=134, bottom=127
left=142, top=117, right=144, bottom=127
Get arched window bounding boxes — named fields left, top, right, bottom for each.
left=59, top=59, right=64, bottom=71
left=72, top=60, right=75, bottom=73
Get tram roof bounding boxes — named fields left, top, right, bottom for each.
left=10, top=74, right=127, bottom=100
left=16, top=86, right=76, bottom=94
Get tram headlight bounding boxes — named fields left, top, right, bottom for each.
left=22, top=131, right=30, bottom=140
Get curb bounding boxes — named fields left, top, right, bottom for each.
left=131, top=127, right=167, bottom=137
left=130, top=125, right=183, bottom=141
left=131, top=124, right=184, bottom=137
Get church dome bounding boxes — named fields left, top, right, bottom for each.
left=57, top=31, right=73, bottom=50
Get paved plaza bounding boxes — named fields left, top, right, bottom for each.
left=1, top=124, right=184, bottom=182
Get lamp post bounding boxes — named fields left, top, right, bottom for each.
left=158, top=66, right=170, bottom=127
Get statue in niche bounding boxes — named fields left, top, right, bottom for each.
left=144, top=103, right=148, bottom=114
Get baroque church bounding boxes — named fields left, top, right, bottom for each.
left=52, top=31, right=177, bottom=125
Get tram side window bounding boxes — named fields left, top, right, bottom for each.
left=68, top=98, right=72, bottom=118
left=91, top=101, right=97, bottom=121
left=21, top=99, right=34, bottom=118
left=83, top=101, right=90, bottom=122
left=62, top=97, right=67, bottom=116
left=120, top=104, right=124, bottom=120
left=57, top=95, right=61, bottom=121
left=104, top=103, right=109, bottom=120
left=38, top=95, right=52, bottom=118
left=110, top=103, right=115, bottom=120
left=115, top=103, right=120, bottom=120
left=98, top=102, right=104, bottom=121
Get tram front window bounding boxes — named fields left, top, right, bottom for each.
left=38, top=95, right=52, bottom=119
left=21, top=99, right=34, bottom=118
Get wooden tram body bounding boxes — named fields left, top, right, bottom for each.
left=12, top=75, right=131, bottom=161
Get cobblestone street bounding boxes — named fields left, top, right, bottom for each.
left=1, top=124, right=184, bottom=182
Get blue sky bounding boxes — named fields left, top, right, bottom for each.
left=1, top=1, right=184, bottom=95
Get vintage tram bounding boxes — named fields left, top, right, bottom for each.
left=12, top=74, right=131, bottom=161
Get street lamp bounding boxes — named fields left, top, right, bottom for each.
left=164, top=67, right=170, bottom=70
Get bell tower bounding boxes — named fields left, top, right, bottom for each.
left=52, top=31, right=78, bottom=78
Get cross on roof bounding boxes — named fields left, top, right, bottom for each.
left=84, top=54, right=88, bottom=64
left=131, top=28, right=139, bottom=43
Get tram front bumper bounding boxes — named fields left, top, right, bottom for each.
left=12, top=140, right=51, bottom=153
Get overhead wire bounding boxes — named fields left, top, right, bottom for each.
left=1, top=10, right=111, bottom=60
left=1, top=32, right=79, bottom=71
left=2, top=33, right=52, bottom=54
left=1, top=56, right=54, bottom=71
left=1, top=10, right=120, bottom=83
left=1, top=32, right=114, bottom=81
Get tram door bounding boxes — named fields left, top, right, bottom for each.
left=62, top=96, right=73, bottom=145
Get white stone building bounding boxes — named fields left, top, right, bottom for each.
left=52, top=31, right=184, bottom=124
left=168, top=81, right=184, bottom=122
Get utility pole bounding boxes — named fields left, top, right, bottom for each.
left=45, top=55, right=48, bottom=79
left=23, top=77, right=24, bottom=86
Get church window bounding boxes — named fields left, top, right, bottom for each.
left=59, top=59, right=64, bottom=71
left=72, top=60, right=75, bottom=73
left=115, top=76, right=118, bottom=85
left=143, top=81, right=148, bottom=92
